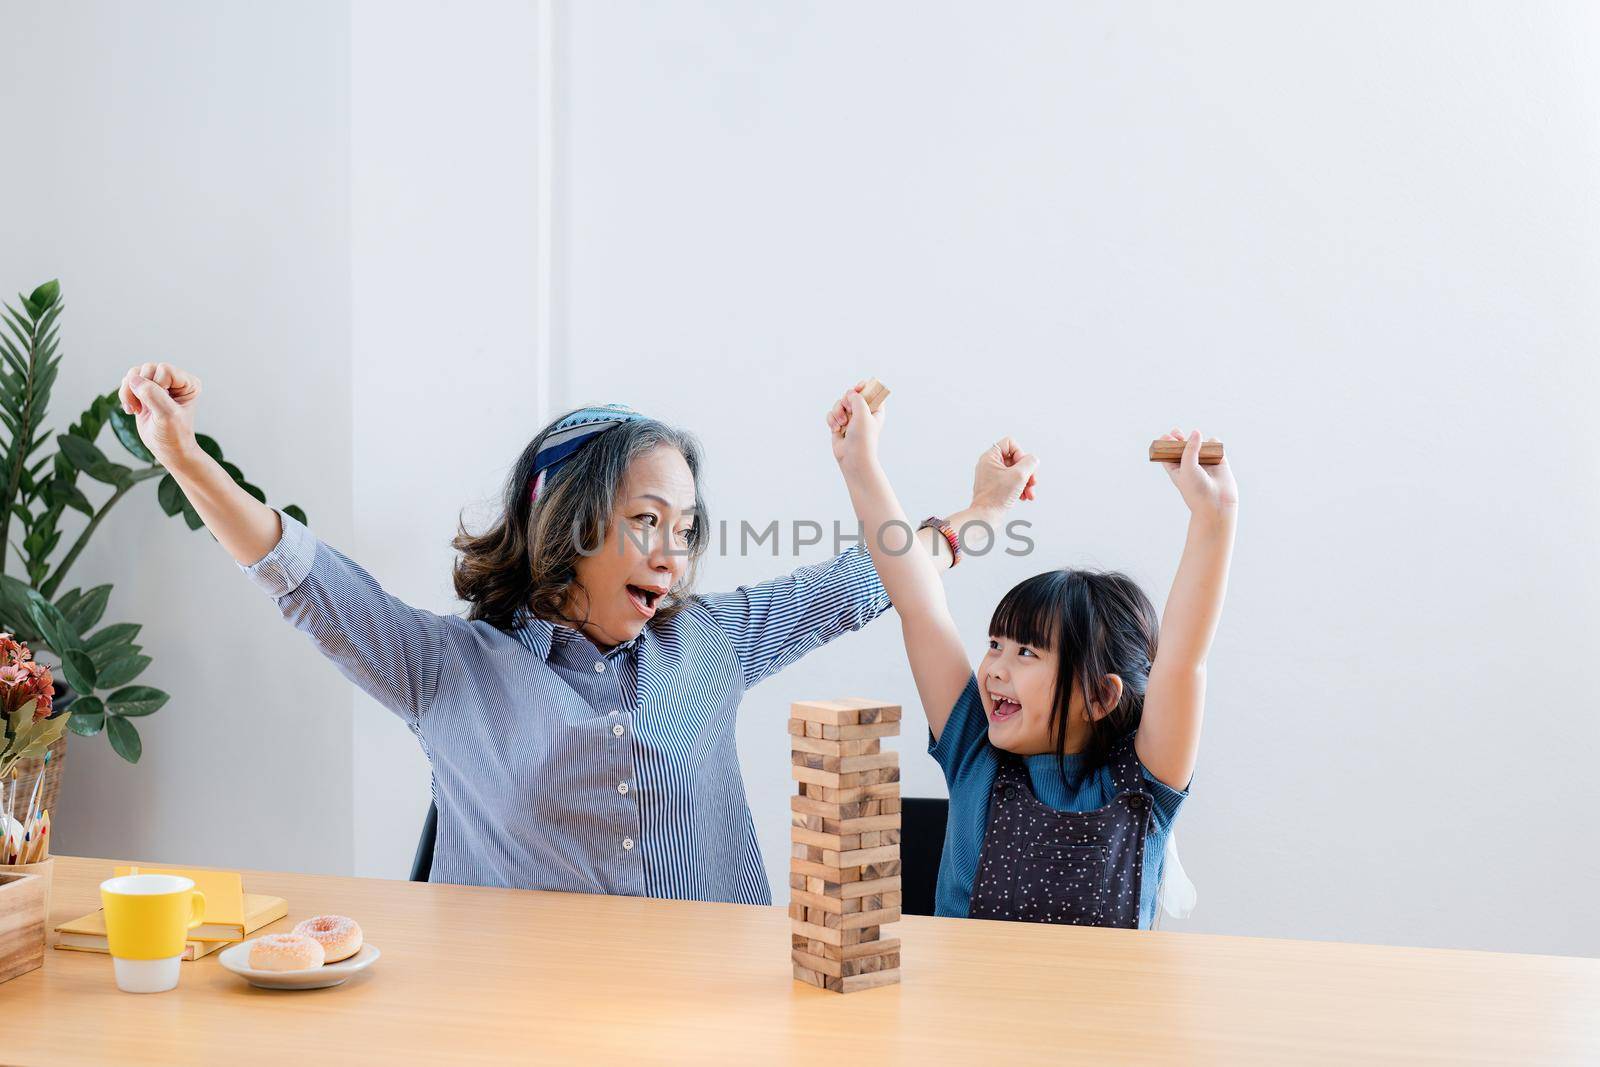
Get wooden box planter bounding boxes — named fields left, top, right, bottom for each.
left=0, top=869, right=46, bottom=984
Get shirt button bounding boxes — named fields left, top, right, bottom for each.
left=623, top=838, right=634, bottom=851
left=612, top=724, right=625, bottom=737
left=594, top=662, right=605, bottom=673
left=617, top=782, right=629, bottom=795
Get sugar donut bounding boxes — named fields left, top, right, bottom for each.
left=292, top=914, right=363, bottom=963
left=249, top=933, right=325, bottom=971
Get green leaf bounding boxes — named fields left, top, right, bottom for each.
left=86, top=622, right=141, bottom=652
left=55, top=587, right=84, bottom=615
left=106, top=714, right=141, bottom=763
left=108, top=404, right=155, bottom=463
left=220, top=460, right=245, bottom=482
left=27, top=280, right=60, bottom=310
left=108, top=686, right=168, bottom=717
left=156, top=473, right=184, bottom=516
left=64, top=584, right=112, bottom=632
left=194, top=433, right=223, bottom=462
left=239, top=481, right=266, bottom=504
left=26, top=600, right=75, bottom=654
left=284, top=504, right=307, bottom=526
left=56, top=432, right=110, bottom=471
left=46, top=477, right=94, bottom=518
left=180, top=499, right=203, bottom=530
left=61, top=648, right=98, bottom=692
left=86, top=461, right=133, bottom=488
left=9, top=503, right=30, bottom=527
left=66, top=696, right=105, bottom=736
left=94, top=654, right=150, bottom=689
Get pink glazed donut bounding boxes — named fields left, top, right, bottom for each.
left=292, top=915, right=363, bottom=963
left=249, top=933, right=325, bottom=971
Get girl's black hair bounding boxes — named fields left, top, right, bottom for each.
left=989, top=569, right=1160, bottom=783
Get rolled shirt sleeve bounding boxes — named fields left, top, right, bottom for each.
left=237, top=508, right=449, bottom=723
left=693, top=542, right=892, bottom=691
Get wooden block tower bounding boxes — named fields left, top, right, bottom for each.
left=788, top=698, right=903, bottom=993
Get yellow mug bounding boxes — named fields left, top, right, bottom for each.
left=100, top=874, right=207, bottom=993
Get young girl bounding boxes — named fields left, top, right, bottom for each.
left=825, top=386, right=1237, bottom=928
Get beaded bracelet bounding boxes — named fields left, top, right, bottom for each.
left=918, top=515, right=961, bottom=568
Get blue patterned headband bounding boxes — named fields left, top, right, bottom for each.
left=529, top=403, right=648, bottom=504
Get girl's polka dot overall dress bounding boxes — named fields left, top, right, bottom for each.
left=967, top=736, right=1151, bottom=927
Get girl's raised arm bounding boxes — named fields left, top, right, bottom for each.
left=1137, top=428, right=1238, bottom=790
left=827, top=385, right=1037, bottom=742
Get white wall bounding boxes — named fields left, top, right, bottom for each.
left=347, top=0, right=548, bottom=878
left=6, top=1, right=1598, bottom=959
left=559, top=1, right=1600, bottom=958
left=0, top=0, right=355, bottom=875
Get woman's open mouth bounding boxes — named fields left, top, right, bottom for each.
left=626, top=585, right=663, bottom=618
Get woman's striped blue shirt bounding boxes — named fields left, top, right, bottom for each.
left=238, top=508, right=892, bottom=903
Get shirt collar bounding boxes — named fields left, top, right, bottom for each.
left=515, top=609, right=642, bottom=663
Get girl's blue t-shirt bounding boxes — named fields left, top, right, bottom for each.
left=929, top=673, right=1189, bottom=928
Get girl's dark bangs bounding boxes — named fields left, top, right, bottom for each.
left=988, top=575, right=1061, bottom=651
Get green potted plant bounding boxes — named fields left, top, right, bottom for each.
left=0, top=279, right=306, bottom=802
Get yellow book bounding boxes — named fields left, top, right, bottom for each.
left=53, top=893, right=289, bottom=958
left=112, top=864, right=250, bottom=941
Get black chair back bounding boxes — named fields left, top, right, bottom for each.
left=898, top=797, right=949, bottom=916
left=410, top=800, right=438, bottom=882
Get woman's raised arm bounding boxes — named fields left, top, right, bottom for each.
left=120, top=364, right=450, bottom=722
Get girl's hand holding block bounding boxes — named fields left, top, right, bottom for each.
left=1149, top=437, right=1225, bottom=465
left=1153, top=428, right=1237, bottom=523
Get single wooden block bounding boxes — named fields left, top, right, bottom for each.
left=790, top=858, right=862, bottom=883
left=790, top=794, right=857, bottom=820
left=841, top=907, right=901, bottom=930
left=836, top=698, right=903, bottom=724
left=834, top=721, right=901, bottom=741
left=790, top=812, right=824, bottom=832
left=804, top=721, right=824, bottom=739
left=787, top=718, right=806, bottom=736
left=822, top=812, right=901, bottom=834
left=1149, top=438, right=1225, bottom=465
left=859, top=378, right=890, bottom=412
left=841, top=936, right=900, bottom=960
left=791, top=764, right=900, bottom=790
left=794, top=947, right=902, bottom=980
left=790, top=735, right=881, bottom=758
left=840, top=875, right=902, bottom=899
left=791, top=750, right=899, bottom=775
left=840, top=968, right=901, bottom=993
left=820, top=844, right=899, bottom=869
left=793, top=961, right=833, bottom=990
left=791, top=919, right=849, bottom=947
left=791, top=890, right=862, bottom=916
left=791, top=701, right=862, bottom=726
left=812, top=778, right=901, bottom=804
left=879, top=797, right=902, bottom=814
left=791, top=827, right=862, bottom=852
left=788, top=872, right=806, bottom=890
left=862, top=860, right=902, bottom=880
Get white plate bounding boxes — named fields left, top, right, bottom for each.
left=218, top=940, right=381, bottom=990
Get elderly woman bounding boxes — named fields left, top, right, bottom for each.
left=119, top=364, right=1037, bottom=904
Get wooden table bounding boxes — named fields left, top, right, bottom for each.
left=6, top=856, right=1596, bottom=1064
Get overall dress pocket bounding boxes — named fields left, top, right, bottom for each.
left=1015, top=841, right=1111, bottom=925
